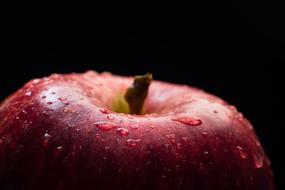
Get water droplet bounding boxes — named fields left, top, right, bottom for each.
left=58, top=97, right=67, bottom=101
left=107, top=115, right=114, bottom=120
left=94, top=122, right=116, bottom=131
left=213, top=110, right=219, bottom=114
left=161, top=175, right=166, bottom=179
left=201, top=131, right=208, bottom=136
left=47, top=102, right=53, bottom=105
left=16, top=116, right=20, bottom=120
left=99, top=108, right=110, bottom=114
left=163, top=143, right=170, bottom=150
left=44, top=133, right=51, bottom=139
left=145, top=161, right=152, bottom=166
left=63, top=108, right=68, bottom=113
left=228, top=131, right=233, bottom=137
left=172, top=116, right=202, bottom=126
left=117, top=128, right=130, bottom=136
left=32, top=79, right=41, bottom=84
left=236, top=146, right=247, bottom=159
left=204, top=151, right=209, bottom=155
left=253, top=152, right=264, bottom=168
left=127, top=115, right=134, bottom=119
left=175, top=165, right=180, bottom=171
left=51, top=92, right=56, bottom=95
left=182, top=137, right=189, bottom=142
left=116, top=138, right=121, bottom=144
left=176, top=143, right=182, bottom=149
left=104, top=146, right=111, bottom=151
left=42, top=95, right=47, bottom=99
left=256, top=140, right=261, bottom=147
left=130, top=124, right=139, bottom=129
left=199, top=163, right=204, bottom=170
left=25, top=91, right=32, bottom=96
left=126, top=139, right=142, bottom=147
left=165, top=134, right=175, bottom=139
left=57, top=146, right=63, bottom=150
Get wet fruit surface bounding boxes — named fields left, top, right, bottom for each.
left=0, top=71, right=275, bottom=190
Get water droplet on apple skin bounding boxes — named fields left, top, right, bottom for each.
left=236, top=146, right=247, bottom=159
left=171, top=116, right=202, bottom=126
left=58, top=97, right=67, bottom=101
left=130, top=124, right=139, bottom=129
left=44, top=133, right=51, bottom=139
left=94, top=122, right=116, bottom=131
left=116, top=128, right=130, bottom=136
left=201, top=131, right=208, bottom=136
left=107, top=115, right=114, bottom=120
left=99, top=108, right=110, bottom=114
left=25, top=91, right=32, bottom=96
left=253, top=152, right=264, bottom=169
left=57, top=146, right=63, bottom=150
left=126, top=139, right=142, bottom=147
left=176, top=143, right=182, bottom=149
left=163, top=143, right=170, bottom=150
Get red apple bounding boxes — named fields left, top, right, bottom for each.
left=0, top=71, right=275, bottom=190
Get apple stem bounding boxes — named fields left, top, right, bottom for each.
left=124, top=73, right=152, bottom=114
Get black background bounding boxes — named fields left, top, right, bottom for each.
left=1, top=2, right=284, bottom=189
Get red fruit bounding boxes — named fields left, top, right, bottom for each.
left=0, top=71, right=275, bottom=189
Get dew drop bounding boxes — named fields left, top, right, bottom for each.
left=172, top=116, right=202, bottom=126
left=165, top=134, right=175, bottom=139
left=104, top=146, right=111, bottom=151
left=163, top=143, right=170, bottom=150
left=44, top=133, right=51, bottom=139
left=107, top=115, right=114, bottom=120
left=99, top=108, right=110, bottom=114
left=94, top=122, right=116, bottom=131
left=236, top=146, right=247, bottom=159
left=204, top=151, right=209, bottom=155
left=117, top=128, right=130, bottom=136
left=51, top=92, right=56, bottom=95
left=42, top=96, right=47, bottom=99
left=182, top=137, right=189, bottom=143
left=126, top=139, right=142, bottom=147
left=253, top=152, right=264, bottom=169
left=145, top=161, right=152, bottom=166
left=58, top=97, right=67, bottom=101
left=32, top=79, right=41, bottom=84
left=47, top=102, right=53, bottom=105
left=130, top=124, right=139, bottom=129
left=16, top=116, right=20, bottom=120
left=57, top=146, right=63, bottom=150
left=176, top=143, right=182, bottom=149
left=213, top=110, right=219, bottom=114
left=127, top=115, right=134, bottom=119
left=201, top=131, right=208, bottom=136
left=25, top=91, right=32, bottom=96
left=116, top=138, right=121, bottom=144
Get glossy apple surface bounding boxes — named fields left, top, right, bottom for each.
left=0, top=71, right=275, bottom=189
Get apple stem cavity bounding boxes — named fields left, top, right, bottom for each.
left=124, top=73, right=152, bottom=115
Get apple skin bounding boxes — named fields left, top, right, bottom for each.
left=0, top=71, right=275, bottom=190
